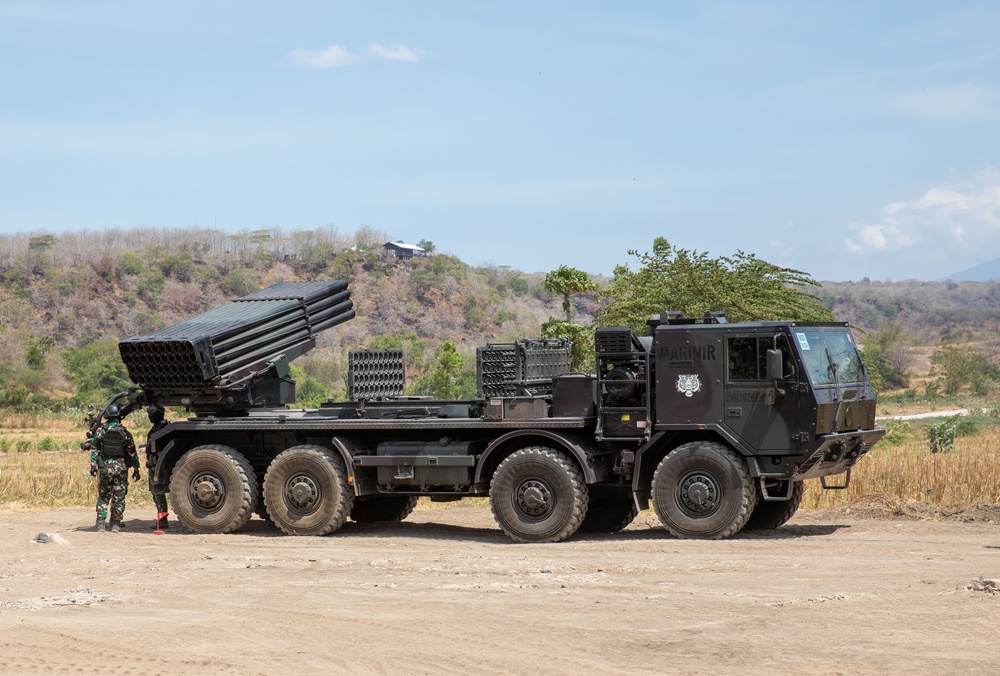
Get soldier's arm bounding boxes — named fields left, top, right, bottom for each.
left=126, top=432, right=140, bottom=469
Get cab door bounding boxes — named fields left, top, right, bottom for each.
left=723, top=333, right=801, bottom=451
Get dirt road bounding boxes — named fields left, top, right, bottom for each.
left=2, top=504, right=999, bottom=675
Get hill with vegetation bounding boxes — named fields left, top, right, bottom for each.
left=1, top=226, right=998, bottom=412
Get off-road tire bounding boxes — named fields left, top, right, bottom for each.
left=651, top=441, right=755, bottom=540
left=170, top=445, right=258, bottom=534
left=263, top=445, right=354, bottom=536
left=744, top=480, right=805, bottom=531
left=489, top=446, right=588, bottom=543
left=350, top=495, right=419, bottom=523
left=578, top=497, right=639, bottom=533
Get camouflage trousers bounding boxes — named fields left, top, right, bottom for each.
left=95, top=458, right=130, bottom=522
left=148, top=473, right=168, bottom=515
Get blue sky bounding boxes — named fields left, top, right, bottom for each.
left=1, top=1, right=999, bottom=282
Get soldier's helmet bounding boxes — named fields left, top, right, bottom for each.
left=147, top=405, right=165, bottom=424
left=105, top=404, right=121, bottom=421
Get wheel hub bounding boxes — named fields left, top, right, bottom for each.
left=192, top=473, right=224, bottom=510
left=286, top=474, right=320, bottom=512
left=515, top=479, right=551, bottom=518
left=678, top=471, right=720, bottom=516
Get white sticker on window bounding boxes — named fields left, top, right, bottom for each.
left=795, top=332, right=811, bottom=351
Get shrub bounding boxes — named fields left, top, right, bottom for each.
left=880, top=420, right=911, bottom=446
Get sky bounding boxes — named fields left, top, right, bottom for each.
left=1, top=1, right=999, bottom=282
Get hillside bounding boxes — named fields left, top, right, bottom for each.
left=0, top=227, right=594, bottom=402
left=2, top=226, right=999, bottom=406
left=814, top=279, right=1000, bottom=342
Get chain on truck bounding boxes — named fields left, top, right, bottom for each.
left=93, top=280, right=885, bottom=542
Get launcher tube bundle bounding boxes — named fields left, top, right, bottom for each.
left=119, top=281, right=355, bottom=412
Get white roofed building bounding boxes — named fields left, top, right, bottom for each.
left=383, top=242, right=427, bottom=259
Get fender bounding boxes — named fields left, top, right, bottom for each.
left=152, top=439, right=179, bottom=493
left=474, top=428, right=600, bottom=487
left=329, top=435, right=378, bottom=496
left=631, top=425, right=759, bottom=501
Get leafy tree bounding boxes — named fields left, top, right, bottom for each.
left=367, top=332, right=427, bottom=373
left=289, top=364, right=329, bottom=408
left=541, top=319, right=594, bottom=373
left=861, top=319, right=914, bottom=391
left=417, top=239, right=436, bottom=253
left=930, top=344, right=996, bottom=395
left=596, top=237, right=833, bottom=333
left=62, top=339, right=133, bottom=406
left=430, top=340, right=465, bottom=399
left=544, top=265, right=598, bottom=323
left=26, top=336, right=55, bottom=371
left=28, top=234, right=57, bottom=250
left=222, top=268, right=262, bottom=296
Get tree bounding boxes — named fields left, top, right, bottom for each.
left=544, top=266, right=598, bottom=323
left=430, top=340, right=465, bottom=399
left=930, top=344, right=996, bottom=395
left=62, top=339, right=134, bottom=406
left=860, top=318, right=915, bottom=392
left=417, top=239, right=436, bottom=253
left=541, top=319, right=594, bottom=373
left=596, top=237, right=833, bottom=333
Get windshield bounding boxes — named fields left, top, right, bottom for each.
left=792, top=329, right=864, bottom=386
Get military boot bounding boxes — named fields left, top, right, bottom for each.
left=95, top=517, right=106, bottom=532
left=109, top=519, right=121, bottom=533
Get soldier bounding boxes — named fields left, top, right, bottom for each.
left=88, top=404, right=140, bottom=532
left=145, top=405, right=170, bottom=529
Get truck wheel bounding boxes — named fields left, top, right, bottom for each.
left=651, top=441, right=755, bottom=540
left=744, top=480, right=805, bottom=531
left=489, top=446, right=587, bottom=543
left=170, top=445, right=258, bottom=534
left=263, top=445, right=355, bottom=536
left=578, top=497, right=638, bottom=533
left=350, top=496, right=419, bottom=523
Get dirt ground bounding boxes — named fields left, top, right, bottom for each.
left=2, top=504, right=999, bottom=675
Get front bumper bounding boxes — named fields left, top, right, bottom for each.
left=790, top=429, right=886, bottom=481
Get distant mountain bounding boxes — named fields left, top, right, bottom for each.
left=938, top=256, right=1000, bottom=282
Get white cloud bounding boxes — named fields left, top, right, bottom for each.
left=290, top=43, right=419, bottom=69
left=843, top=167, right=1000, bottom=256
left=890, top=84, right=1000, bottom=119
left=290, top=45, right=357, bottom=69
left=366, top=43, right=418, bottom=63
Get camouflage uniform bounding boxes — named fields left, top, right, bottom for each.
left=146, top=409, right=170, bottom=528
left=89, top=421, right=139, bottom=531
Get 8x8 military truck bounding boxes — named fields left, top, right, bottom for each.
left=98, top=280, right=884, bottom=542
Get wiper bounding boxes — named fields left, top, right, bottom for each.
left=823, top=342, right=842, bottom=400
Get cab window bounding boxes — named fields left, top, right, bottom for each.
left=728, top=337, right=759, bottom=380
left=729, top=335, right=797, bottom=381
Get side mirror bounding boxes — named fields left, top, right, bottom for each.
left=765, top=349, right=783, bottom=381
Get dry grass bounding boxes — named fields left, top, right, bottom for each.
left=803, top=426, right=1000, bottom=509
left=0, top=450, right=155, bottom=511
left=0, top=413, right=156, bottom=510
left=3, top=414, right=998, bottom=514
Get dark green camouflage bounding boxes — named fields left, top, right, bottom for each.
left=96, top=458, right=130, bottom=521
left=89, top=421, right=139, bottom=523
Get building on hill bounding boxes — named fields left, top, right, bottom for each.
left=383, top=242, right=427, bottom=260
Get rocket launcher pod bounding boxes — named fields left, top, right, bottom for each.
left=118, top=280, right=355, bottom=413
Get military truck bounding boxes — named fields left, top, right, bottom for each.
left=99, top=280, right=884, bottom=542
